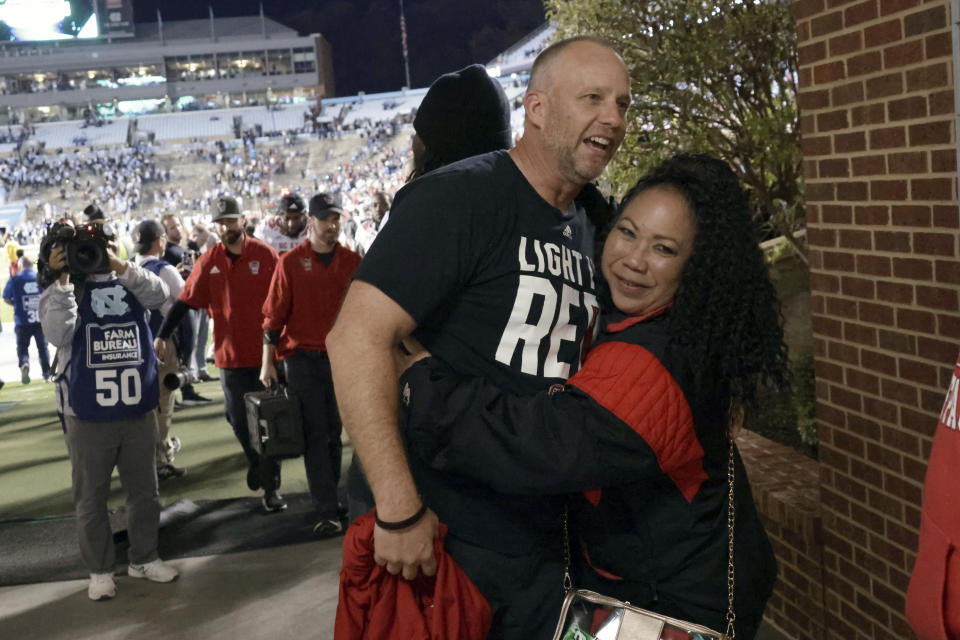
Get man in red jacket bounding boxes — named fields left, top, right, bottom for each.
left=260, top=193, right=362, bottom=535
left=906, top=349, right=960, bottom=639
left=156, top=196, right=284, bottom=512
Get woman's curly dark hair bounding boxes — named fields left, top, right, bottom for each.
left=615, top=153, right=790, bottom=407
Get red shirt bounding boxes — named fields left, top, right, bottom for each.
left=262, top=240, right=361, bottom=360
left=906, top=349, right=960, bottom=639
left=180, top=236, right=278, bottom=369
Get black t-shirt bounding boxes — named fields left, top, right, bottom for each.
left=356, top=150, right=600, bottom=554
left=358, top=150, right=599, bottom=394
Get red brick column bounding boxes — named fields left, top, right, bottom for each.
left=794, top=0, right=959, bottom=637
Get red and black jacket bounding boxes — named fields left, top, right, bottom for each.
left=400, top=306, right=777, bottom=638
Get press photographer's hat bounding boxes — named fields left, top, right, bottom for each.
left=83, top=203, right=106, bottom=223
left=212, top=195, right=242, bottom=222
left=308, top=193, right=343, bottom=220
left=132, top=219, right=164, bottom=254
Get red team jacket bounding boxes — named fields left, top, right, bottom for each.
left=261, top=240, right=361, bottom=360
left=906, top=350, right=960, bottom=639
left=335, top=512, right=491, bottom=640
left=179, top=236, right=278, bottom=369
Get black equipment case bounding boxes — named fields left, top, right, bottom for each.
left=244, top=384, right=304, bottom=459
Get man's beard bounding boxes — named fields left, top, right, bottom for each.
left=223, top=229, right=243, bottom=245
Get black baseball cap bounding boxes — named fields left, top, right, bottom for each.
left=308, top=193, right=343, bottom=219
left=83, top=203, right=106, bottom=222
left=277, top=193, right=306, bottom=216
left=212, top=195, right=242, bottom=221
left=132, top=219, right=164, bottom=254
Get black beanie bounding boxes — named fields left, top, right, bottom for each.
left=413, top=64, right=512, bottom=166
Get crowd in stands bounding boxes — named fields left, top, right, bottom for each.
left=1, top=105, right=415, bottom=258
left=1, top=143, right=168, bottom=221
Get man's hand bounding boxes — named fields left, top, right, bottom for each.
left=48, top=247, right=70, bottom=285
left=260, top=343, right=279, bottom=388
left=154, top=337, right=171, bottom=363
left=373, top=507, right=440, bottom=580
left=107, top=249, right=127, bottom=275
left=260, top=359, right=278, bottom=388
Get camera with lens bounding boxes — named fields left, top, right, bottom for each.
left=38, top=220, right=115, bottom=286
left=163, top=367, right=198, bottom=391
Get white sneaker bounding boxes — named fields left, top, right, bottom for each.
left=127, top=559, right=179, bottom=583
left=88, top=573, right=116, bottom=601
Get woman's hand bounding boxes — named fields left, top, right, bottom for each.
left=395, top=337, right=430, bottom=374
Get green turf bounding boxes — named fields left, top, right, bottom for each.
left=0, top=372, right=336, bottom=521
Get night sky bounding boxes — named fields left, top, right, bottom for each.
left=130, top=0, right=548, bottom=96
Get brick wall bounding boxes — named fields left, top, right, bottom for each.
left=739, top=431, right=824, bottom=640
left=794, top=0, right=960, bottom=638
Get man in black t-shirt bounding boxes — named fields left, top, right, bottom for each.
left=327, top=37, right=631, bottom=640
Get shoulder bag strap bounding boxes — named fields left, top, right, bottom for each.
left=560, top=437, right=739, bottom=638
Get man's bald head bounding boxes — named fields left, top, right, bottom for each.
left=528, top=36, right=623, bottom=93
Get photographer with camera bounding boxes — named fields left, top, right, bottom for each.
left=157, top=196, right=284, bottom=513
left=132, top=219, right=188, bottom=481
left=38, top=215, right=179, bottom=601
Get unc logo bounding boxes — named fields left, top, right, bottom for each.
left=23, top=282, right=39, bottom=294
left=90, top=285, right=130, bottom=318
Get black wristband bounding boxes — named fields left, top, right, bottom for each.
left=375, top=502, right=428, bottom=531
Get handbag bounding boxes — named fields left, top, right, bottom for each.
left=551, top=440, right=737, bottom=640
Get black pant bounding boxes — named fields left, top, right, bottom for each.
left=220, top=366, right=280, bottom=492
left=282, top=350, right=341, bottom=519
left=15, top=323, right=50, bottom=376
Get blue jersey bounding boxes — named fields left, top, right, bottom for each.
left=68, top=278, right=159, bottom=421
left=139, top=257, right=170, bottom=336
left=2, top=269, right=41, bottom=326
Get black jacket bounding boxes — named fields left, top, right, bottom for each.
left=401, top=306, right=777, bottom=639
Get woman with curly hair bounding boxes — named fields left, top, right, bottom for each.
left=399, top=153, right=789, bottom=639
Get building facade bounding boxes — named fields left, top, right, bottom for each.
left=0, top=15, right=333, bottom=124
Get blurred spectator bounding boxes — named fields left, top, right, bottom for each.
left=257, top=193, right=309, bottom=255
left=132, top=219, right=188, bottom=481
left=3, top=255, right=51, bottom=383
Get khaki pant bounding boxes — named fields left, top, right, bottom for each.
left=155, top=351, right=179, bottom=464
left=63, top=412, right=160, bottom=573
